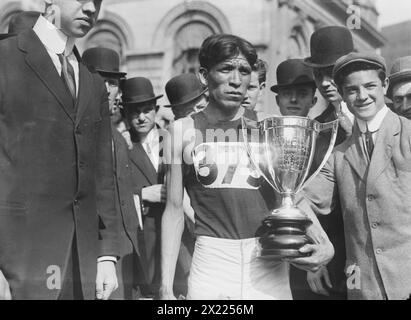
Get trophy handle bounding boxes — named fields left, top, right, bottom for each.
left=298, top=119, right=339, bottom=192
left=241, top=117, right=277, bottom=191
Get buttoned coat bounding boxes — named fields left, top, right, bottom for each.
left=0, top=30, right=118, bottom=299
left=300, top=109, right=411, bottom=300
left=129, top=133, right=165, bottom=295
left=111, top=128, right=143, bottom=299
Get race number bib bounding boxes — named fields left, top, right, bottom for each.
left=192, top=142, right=261, bottom=189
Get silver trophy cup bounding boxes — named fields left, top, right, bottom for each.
left=242, top=116, right=338, bottom=259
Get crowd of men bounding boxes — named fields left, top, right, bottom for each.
left=0, top=1, right=411, bottom=300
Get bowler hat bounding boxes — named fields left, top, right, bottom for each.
left=271, top=59, right=316, bottom=93
left=164, top=74, right=207, bottom=108
left=387, top=56, right=411, bottom=98
left=82, top=47, right=126, bottom=78
left=122, top=77, right=163, bottom=105
left=0, top=11, right=40, bottom=40
left=333, top=52, right=387, bottom=81
left=304, top=26, right=354, bottom=68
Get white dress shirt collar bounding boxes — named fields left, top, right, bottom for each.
left=33, top=15, right=75, bottom=56
left=356, top=105, right=389, bottom=133
left=144, top=126, right=159, bottom=147
left=142, top=126, right=160, bottom=171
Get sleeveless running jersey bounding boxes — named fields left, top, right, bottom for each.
left=185, top=109, right=270, bottom=240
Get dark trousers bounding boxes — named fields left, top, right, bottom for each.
left=137, top=215, right=161, bottom=298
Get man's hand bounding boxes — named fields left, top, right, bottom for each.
left=159, top=287, right=177, bottom=300
left=95, top=261, right=118, bottom=300
left=121, top=130, right=133, bottom=150
left=288, top=241, right=334, bottom=273
left=0, top=270, right=11, bottom=300
left=142, top=184, right=166, bottom=203
left=307, top=266, right=332, bottom=296
left=337, top=111, right=353, bottom=137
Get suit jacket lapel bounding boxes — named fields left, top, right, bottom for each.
left=344, top=124, right=369, bottom=182
left=75, top=55, right=92, bottom=124
left=129, top=142, right=158, bottom=185
left=19, top=30, right=75, bottom=122
left=367, top=110, right=399, bottom=186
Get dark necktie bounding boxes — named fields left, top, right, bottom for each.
left=364, top=124, right=376, bottom=158
left=58, top=53, right=77, bottom=102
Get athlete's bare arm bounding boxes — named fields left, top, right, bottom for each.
left=160, top=117, right=195, bottom=300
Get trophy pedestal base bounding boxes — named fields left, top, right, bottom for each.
left=259, top=248, right=311, bottom=260
left=259, top=206, right=314, bottom=260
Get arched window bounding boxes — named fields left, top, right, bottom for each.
left=153, top=1, right=230, bottom=82
left=86, top=30, right=123, bottom=57
left=172, top=22, right=214, bottom=75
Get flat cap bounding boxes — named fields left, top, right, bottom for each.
left=387, top=56, right=411, bottom=97
left=333, top=52, right=387, bottom=80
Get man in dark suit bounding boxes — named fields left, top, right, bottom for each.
left=297, top=25, right=355, bottom=300
left=304, top=26, right=354, bottom=143
left=82, top=47, right=145, bottom=300
left=122, top=77, right=166, bottom=298
left=0, top=11, right=41, bottom=40
left=0, top=1, right=119, bottom=300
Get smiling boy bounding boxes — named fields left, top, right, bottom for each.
left=299, top=52, right=411, bottom=300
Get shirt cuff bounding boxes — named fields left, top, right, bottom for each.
left=97, top=256, right=118, bottom=263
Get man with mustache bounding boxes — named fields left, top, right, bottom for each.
left=0, top=1, right=119, bottom=300
left=160, top=34, right=334, bottom=300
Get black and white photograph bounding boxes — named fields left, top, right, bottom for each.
left=0, top=0, right=411, bottom=308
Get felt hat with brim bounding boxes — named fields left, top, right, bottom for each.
left=304, top=26, right=354, bottom=68
left=0, top=11, right=40, bottom=40
left=388, top=56, right=411, bottom=98
left=333, top=52, right=387, bottom=81
left=82, top=47, right=126, bottom=78
left=122, top=77, right=163, bottom=105
left=164, top=74, right=207, bottom=108
left=271, top=59, right=316, bottom=93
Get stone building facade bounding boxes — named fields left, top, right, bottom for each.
left=381, top=20, right=411, bottom=71
left=0, top=0, right=385, bottom=117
